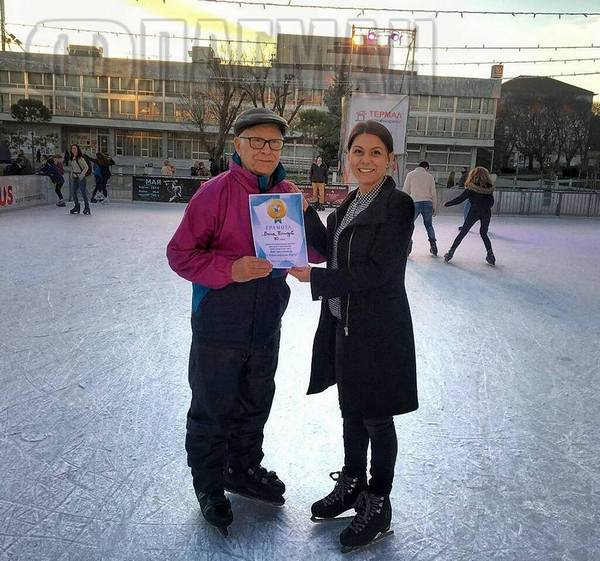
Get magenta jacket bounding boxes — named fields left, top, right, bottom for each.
left=167, top=158, right=324, bottom=332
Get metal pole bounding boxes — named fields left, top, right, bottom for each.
left=0, top=0, right=6, bottom=52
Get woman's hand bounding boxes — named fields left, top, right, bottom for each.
left=288, top=266, right=312, bottom=282
left=287, top=182, right=309, bottom=211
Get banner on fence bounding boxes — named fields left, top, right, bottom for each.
left=132, top=175, right=203, bottom=203
left=0, top=175, right=51, bottom=212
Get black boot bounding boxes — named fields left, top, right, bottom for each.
left=198, top=491, right=233, bottom=537
left=429, top=240, right=438, bottom=256
left=339, top=491, right=393, bottom=553
left=224, top=464, right=285, bottom=506
left=444, top=248, right=455, bottom=262
left=70, top=203, right=80, bottom=215
left=311, top=469, right=366, bottom=521
left=83, top=204, right=91, bottom=215
left=486, top=251, right=496, bottom=266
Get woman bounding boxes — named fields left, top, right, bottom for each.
left=443, top=166, right=496, bottom=265
left=69, top=144, right=90, bottom=215
left=289, top=120, right=417, bottom=553
left=38, top=155, right=65, bottom=207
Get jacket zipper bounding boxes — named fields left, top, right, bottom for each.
left=344, top=228, right=355, bottom=336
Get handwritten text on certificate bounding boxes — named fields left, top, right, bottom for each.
left=249, top=193, right=308, bottom=268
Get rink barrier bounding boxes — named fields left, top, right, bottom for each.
left=440, top=187, right=600, bottom=218
left=0, top=175, right=53, bottom=212
left=104, top=175, right=600, bottom=218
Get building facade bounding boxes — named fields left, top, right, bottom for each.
left=0, top=35, right=500, bottom=180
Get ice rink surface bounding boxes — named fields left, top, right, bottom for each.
left=1, top=202, right=599, bottom=561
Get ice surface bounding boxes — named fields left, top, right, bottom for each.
left=1, top=203, right=599, bottom=561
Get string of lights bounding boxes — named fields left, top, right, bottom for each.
left=200, top=1, right=600, bottom=18
left=6, top=22, right=276, bottom=45
left=402, top=57, right=600, bottom=67
left=7, top=22, right=600, bottom=53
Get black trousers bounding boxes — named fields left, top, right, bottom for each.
left=335, top=322, right=398, bottom=495
left=186, top=334, right=280, bottom=495
left=451, top=208, right=493, bottom=253
left=91, top=176, right=108, bottom=199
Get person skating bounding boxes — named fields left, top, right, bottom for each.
left=38, top=156, right=66, bottom=206
left=309, top=155, right=328, bottom=211
left=444, top=166, right=496, bottom=265
left=166, top=108, right=322, bottom=537
left=403, top=161, right=438, bottom=256
left=90, top=153, right=115, bottom=203
left=68, top=144, right=90, bottom=215
left=289, top=120, right=417, bottom=553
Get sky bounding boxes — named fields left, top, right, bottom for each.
left=4, top=0, right=600, bottom=100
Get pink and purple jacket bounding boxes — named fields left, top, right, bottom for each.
left=167, top=158, right=323, bottom=344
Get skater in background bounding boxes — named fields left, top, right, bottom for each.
left=167, top=107, right=323, bottom=537
left=161, top=159, right=176, bottom=176
left=68, top=144, right=90, bottom=215
left=309, top=155, right=328, bottom=211
left=90, top=153, right=115, bottom=203
left=38, top=155, right=66, bottom=206
left=443, top=166, right=496, bottom=265
left=403, top=161, right=438, bottom=256
left=289, top=120, right=418, bottom=553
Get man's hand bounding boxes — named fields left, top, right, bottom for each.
left=288, top=266, right=312, bottom=282
left=287, top=182, right=309, bottom=211
left=232, top=256, right=273, bottom=283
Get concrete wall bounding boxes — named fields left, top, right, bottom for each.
left=0, top=175, right=54, bottom=212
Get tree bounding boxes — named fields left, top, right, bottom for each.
left=10, top=99, right=52, bottom=168
left=322, top=66, right=352, bottom=167
left=238, top=61, right=304, bottom=125
left=296, top=108, right=338, bottom=164
left=548, top=97, right=591, bottom=168
left=180, top=56, right=247, bottom=163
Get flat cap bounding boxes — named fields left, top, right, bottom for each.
left=233, top=107, right=288, bottom=136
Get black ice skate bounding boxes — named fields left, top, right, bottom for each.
left=486, top=251, right=496, bottom=266
left=311, top=470, right=366, bottom=522
left=70, top=203, right=80, bottom=215
left=224, top=465, right=286, bottom=506
left=198, top=491, right=233, bottom=537
left=444, top=248, right=455, bottom=262
left=339, top=491, right=393, bottom=554
left=429, top=240, right=438, bottom=256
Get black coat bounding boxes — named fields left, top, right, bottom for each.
left=310, top=162, right=328, bottom=183
left=304, top=177, right=418, bottom=418
left=446, top=186, right=494, bottom=214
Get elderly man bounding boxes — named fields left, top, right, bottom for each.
left=167, top=108, right=320, bottom=536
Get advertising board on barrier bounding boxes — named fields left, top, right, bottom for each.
left=298, top=183, right=349, bottom=206
left=0, top=175, right=52, bottom=212
left=132, top=175, right=203, bottom=203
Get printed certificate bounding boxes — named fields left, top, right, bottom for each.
left=249, top=193, right=308, bottom=268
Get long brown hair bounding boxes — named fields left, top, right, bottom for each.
left=465, top=166, right=491, bottom=188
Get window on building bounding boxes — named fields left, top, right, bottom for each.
left=83, top=76, right=98, bottom=91
left=98, top=77, right=109, bottom=91
left=82, top=96, right=97, bottom=115
left=138, top=101, right=162, bottom=119
left=165, top=80, right=189, bottom=96
left=433, top=96, right=454, bottom=112
left=428, top=116, right=452, bottom=136
left=481, top=98, right=494, bottom=114
left=10, top=71, right=25, bottom=86
left=28, top=73, right=43, bottom=86
left=98, top=98, right=109, bottom=115
left=116, top=130, right=162, bottom=157
left=0, top=71, right=8, bottom=84
left=457, top=97, right=481, bottom=113
left=66, top=96, right=80, bottom=114
left=480, top=119, right=494, bottom=139
left=0, top=93, right=9, bottom=112
left=66, top=74, right=80, bottom=89
left=137, top=79, right=154, bottom=93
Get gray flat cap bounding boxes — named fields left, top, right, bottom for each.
left=233, top=107, right=288, bottom=136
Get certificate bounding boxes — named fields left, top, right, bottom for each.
left=248, top=193, right=308, bottom=268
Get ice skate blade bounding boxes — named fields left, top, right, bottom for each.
left=340, top=529, right=394, bottom=554
left=224, top=487, right=285, bottom=507
left=310, top=514, right=354, bottom=523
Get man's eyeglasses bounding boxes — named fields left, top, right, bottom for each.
left=238, top=136, right=285, bottom=151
